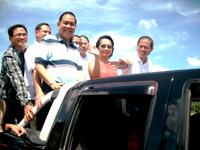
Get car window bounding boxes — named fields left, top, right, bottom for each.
left=67, top=93, right=153, bottom=150
left=189, top=83, right=200, bottom=150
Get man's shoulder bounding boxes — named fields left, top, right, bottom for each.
left=24, top=42, right=38, bottom=59
left=43, top=34, right=57, bottom=40
left=40, top=35, right=59, bottom=44
left=26, top=41, right=39, bottom=50
left=3, top=45, right=14, bottom=57
left=147, top=58, right=153, bottom=65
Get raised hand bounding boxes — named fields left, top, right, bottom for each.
left=86, top=43, right=99, bottom=57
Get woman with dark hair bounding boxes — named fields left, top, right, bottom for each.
left=87, top=35, right=118, bottom=79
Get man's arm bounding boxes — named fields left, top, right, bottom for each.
left=33, top=69, right=44, bottom=108
left=110, top=59, right=131, bottom=69
left=35, top=63, right=65, bottom=90
left=4, top=123, right=26, bottom=137
left=3, top=56, right=34, bottom=121
left=3, top=56, right=29, bottom=107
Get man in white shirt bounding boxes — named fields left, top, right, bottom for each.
left=72, top=35, right=91, bottom=80
left=24, top=23, right=51, bottom=129
left=111, top=36, right=153, bottom=75
left=79, top=35, right=91, bottom=80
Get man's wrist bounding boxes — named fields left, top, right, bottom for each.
left=49, top=80, right=56, bottom=86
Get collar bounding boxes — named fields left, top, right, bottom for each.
left=11, top=43, right=26, bottom=55
left=135, top=53, right=149, bottom=65
left=33, top=41, right=40, bottom=44
left=56, top=33, right=78, bottom=49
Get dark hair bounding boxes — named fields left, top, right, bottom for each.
left=80, top=35, right=89, bottom=43
left=72, top=35, right=80, bottom=40
left=59, top=11, right=77, bottom=25
left=8, top=24, right=27, bottom=37
left=35, top=23, right=50, bottom=31
left=96, top=35, right=114, bottom=58
left=137, top=36, right=154, bottom=49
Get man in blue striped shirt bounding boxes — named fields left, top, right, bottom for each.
left=35, top=12, right=85, bottom=94
left=34, top=12, right=85, bottom=129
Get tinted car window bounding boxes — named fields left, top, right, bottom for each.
left=68, top=94, right=153, bottom=150
left=189, top=83, right=200, bottom=150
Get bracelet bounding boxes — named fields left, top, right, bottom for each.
left=49, top=80, right=56, bottom=86
left=125, top=63, right=128, bottom=68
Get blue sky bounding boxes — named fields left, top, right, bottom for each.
left=0, top=0, right=200, bottom=71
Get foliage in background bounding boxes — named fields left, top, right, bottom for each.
left=191, top=102, right=200, bottom=115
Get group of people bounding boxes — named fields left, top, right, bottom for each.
left=0, top=11, right=154, bottom=136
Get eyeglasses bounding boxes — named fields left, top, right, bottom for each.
left=100, top=44, right=113, bottom=49
left=74, top=42, right=80, bottom=45
left=13, top=33, right=27, bottom=37
left=79, top=42, right=87, bottom=46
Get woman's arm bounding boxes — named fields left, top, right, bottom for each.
left=87, top=44, right=101, bottom=78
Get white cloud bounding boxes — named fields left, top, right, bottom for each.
left=1, top=0, right=118, bottom=12
left=138, top=19, right=158, bottom=30
left=187, top=57, right=200, bottom=67
left=154, top=31, right=189, bottom=52
left=112, top=34, right=138, bottom=51
left=152, top=56, right=162, bottom=60
left=141, top=1, right=200, bottom=17
left=90, top=31, right=138, bottom=51
left=152, top=64, right=170, bottom=72
left=88, top=32, right=138, bottom=61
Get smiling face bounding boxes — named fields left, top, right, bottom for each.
left=35, top=25, right=51, bottom=42
left=98, top=38, right=113, bottom=59
left=136, top=38, right=153, bottom=63
left=80, top=36, right=89, bottom=54
left=57, top=13, right=76, bottom=44
left=9, top=27, right=27, bottom=52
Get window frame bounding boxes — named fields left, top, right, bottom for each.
left=182, top=80, right=200, bottom=150
left=63, top=81, right=158, bottom=150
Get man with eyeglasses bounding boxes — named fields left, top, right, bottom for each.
left=111, top=36, right=154, bottom=75
left=0, top=24, right=34, bottom=125
left=72, top=35, right=91, bottom=80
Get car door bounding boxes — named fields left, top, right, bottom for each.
left=57, top=81, right=158, bottom=150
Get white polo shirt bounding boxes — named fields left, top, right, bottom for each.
left=78, top=54, right=91, bottom=80
left=24, top=41, right=40, bottom=100
left=119, top=52, right=153, bottom=75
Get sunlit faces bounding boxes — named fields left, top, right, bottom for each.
left=136, top=38, right=153, bottom=63
left=57, top=14, right=76, bottom=41
left=80, top=37, right=89, bottom=54
left=98, top=39, right=113, bottom=58
left=35, top=25, right=51, bottom=42
left=9, top=27, right=27, bottom=52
